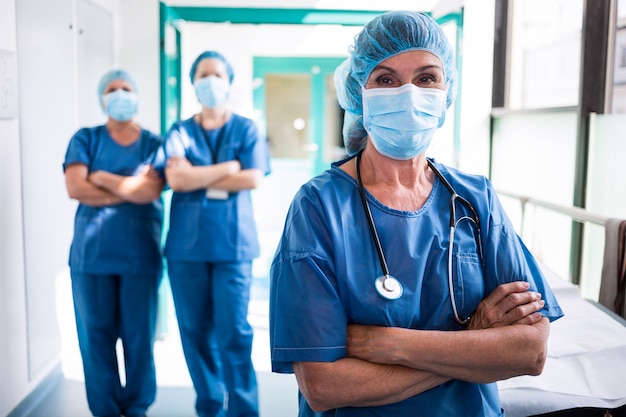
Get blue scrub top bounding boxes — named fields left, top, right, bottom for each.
left=270, top=157, right=564, bottom=417
left=63, top=125, right=164, bottom=275
left=162, top=114, right=270, bottom=262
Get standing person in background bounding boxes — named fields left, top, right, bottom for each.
left=162, top=50, right=270, bottom=417
left=63, top=69, right=165, bottom=417
left=269, top=11, right=563, bottom=417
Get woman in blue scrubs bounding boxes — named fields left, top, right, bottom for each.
left=63, top=69, right=164, bottom=417
left=270, top=11, right=563, bottom=417
left=163, top=50, right=270, bottom=417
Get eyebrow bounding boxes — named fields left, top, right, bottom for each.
left=372, top=63, right=444, bottom=74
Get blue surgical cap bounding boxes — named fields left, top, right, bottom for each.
left=189, top=50, right=234, bottom=84
left=97, top=69, right=138, bottom=97
left=334, top=10, right=458, bottom=156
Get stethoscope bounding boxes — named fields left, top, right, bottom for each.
left=355, top=151, right=484, bottom=325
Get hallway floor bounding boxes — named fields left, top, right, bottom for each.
left=23, top=275, right=299, bottom=417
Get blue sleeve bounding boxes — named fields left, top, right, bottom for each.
left=163, top=121, right=188, bottom=159
left=483, top=188, right=564, bottom=322
left=269, top=188, right=347, bottom=373
left=63, top=127, right=92, bottom=171
left=237, top=118, right=270, bottom=175
left=144, top=130, right=166, bottom=179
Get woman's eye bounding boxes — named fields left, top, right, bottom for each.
left=376, top=75, right=395, bottom=86
left=416, top=75, right=439, bottom=86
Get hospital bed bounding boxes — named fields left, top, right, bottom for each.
left=492, top=191, right=626, bottom=416
left=498, top=264, right=626, bottom=416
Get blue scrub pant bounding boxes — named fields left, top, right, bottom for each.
left=71, top=271, right=160, bottom=417
left=167, top=260, right=259, bottom=417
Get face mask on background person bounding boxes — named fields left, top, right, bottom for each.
left=103, top=89, right=139, bottom=122
left=194, top=75, right=230, bottom=108
left=362, top=83, right=447, bottom=160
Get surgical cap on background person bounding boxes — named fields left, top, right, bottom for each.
left=97, top=69, right=138, bottom=110
left=334, top=10, right=458, bottom=156
left=189, top=50, right=235, bottom=84
left=97, top=69, right=138, bottom=97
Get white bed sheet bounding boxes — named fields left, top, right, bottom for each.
left=498, top=266, right=626, bottom=416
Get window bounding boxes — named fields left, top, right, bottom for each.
left=610, top=0, right=626, bottom=113
left=508, top=0, right=584, bottom=109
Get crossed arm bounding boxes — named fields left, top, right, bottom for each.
left=65, top=163, right=164, bottom=206
left=294, top=281, right=550, bottom=412
left=165, top=155, right=264, bottom=193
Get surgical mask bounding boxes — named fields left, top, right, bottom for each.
left=194, top=75, right=230, bottom=108
left=362, top=84, right=446, bottom=160
left=103, top=90, right=138, bottom=122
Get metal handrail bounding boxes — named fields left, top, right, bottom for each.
left=496, top=189, right=608, bottom=226
left=497, top=189, right=609, bottom=287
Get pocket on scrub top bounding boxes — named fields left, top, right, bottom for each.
left=169, top=201, right=201, bottom=250
left=72, top=215, right=103, bottom=265
left=129, top=217, right=162, bottom=263
left=452, top=252, right=485, bottom=319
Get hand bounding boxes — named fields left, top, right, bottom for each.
left=468, top=281, right=544, bottom=330
left=137, top=164, right=162, bottom=181
left=166, top=156, right=192, bottom=169
left=166, top=156, right=193, bottom=185
left=88, top=170, right=105, bottom=187
left=224, top=159, right=241, bottom=174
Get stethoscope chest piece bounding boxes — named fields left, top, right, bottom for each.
left=375, top=275, right=403, bottom=300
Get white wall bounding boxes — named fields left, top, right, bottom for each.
left=0, top=0, right=145, bottom=414
left=457, top=0, right=495, bottom=176
left=119, top=1, right=161, bottom=133
left=0, top=0, right=29, bottom=414
left=17, top=0, right=78, bottom=384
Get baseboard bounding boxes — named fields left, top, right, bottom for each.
left=6, top=364, right=64, bottom=417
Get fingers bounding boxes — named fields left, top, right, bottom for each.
left=482, top=281, right=544, bottom=321
left=481, top=281, right=531, bottom=306
left=144, top=165, right=161, bottom=179
left=87, top=171, right=102, bottom=187
left=492, top=289, right=541, bottom=317
left=508, top=298, right=545, bottom=325
left=512, top=311, right=544, bottom=326
left=166, top=156, right=190, bottom=168
left=469, top=281, right=545, bottom=329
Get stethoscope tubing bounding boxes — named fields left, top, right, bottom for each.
left=355, top=152, right=390, bottom=277
left=355, top=151, right=482, bottom=324
left=356, top=152, right=403, bottom=300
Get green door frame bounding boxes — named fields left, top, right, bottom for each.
left=253, top=57, right=346, bottom=174
left=159, top=2, right=182, bottom=136
left=158, top=3, right=387, bottom=132
left=159, top=3, right=464, bottom=168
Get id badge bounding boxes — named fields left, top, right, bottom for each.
left=206, top=188, right=229, bottom=200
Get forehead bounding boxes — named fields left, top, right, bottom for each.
left=104, top=79, right=134, bottom=92
left=195, top=58, right=228, bottom=76
left=374, top=50, right=443, bottom=72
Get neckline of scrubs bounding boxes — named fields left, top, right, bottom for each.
left=331, top=160, right=442, bottom=216
left=104, top=125, right=143, bottom=148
